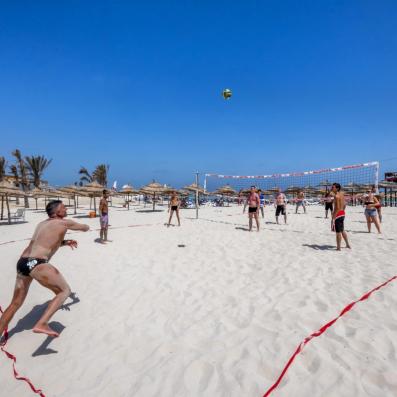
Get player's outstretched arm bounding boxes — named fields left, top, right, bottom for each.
left=65, top=219, right=90, bottom=232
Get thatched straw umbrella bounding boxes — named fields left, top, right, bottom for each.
left=214, top=184, right=237, bottom=196
left=140, top=181, right=167, bottom=211
left=0, top=180, right=24, bottom=224
left=213, top=184, right=237, bottom=206
left=58, top=185, right=82, bottom=214
left=343, top=182, right=365, bottom=206
left=184, top=182, right=206, bottom=218
left=184, top=183, right=205, bottom=194
left=120, top=185, right=140, bottom=210
left=80, top=181, right=105, bottom=214
left=30, top=187, right=48, bottom=210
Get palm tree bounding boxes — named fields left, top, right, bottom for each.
left=79, top=166, right=93, bottom=185
left=12, top=149, right=29, bottom=208
left=93, top=164, right=109, bottom=187
left=79, top=164, right=109, bottom=187
left=9, top=164, right=20, bottom=205
left=0, top=156, right=6, bottom=181
left=25, top=155, right=52, bottom=188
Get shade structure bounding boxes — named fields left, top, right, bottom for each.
left=183, top=183, right=205, bottom=194
left=29, top=187, right=48, bottom=210
left=58, top=185, right=83, bottom=214
left=178, top=189, right=190, bottom=196
left=214, top=184, right=237, bottom=196
left=80, top=181, right=106, bottom=213
left=318, top=180, right=332, bottom=188
left=0, top=180, right=24, bottom=224
left=378, top=180, right=397, bottom=207
left=140, top=181, right=167, bottom=211
left=120, top=185, right=140, bottom=210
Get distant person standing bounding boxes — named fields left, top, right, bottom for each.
left=243, top=186, right=260, bottom=231
left=99, top=189, right=110, bottom=243
left=323, top=189, right=334, bottom=219
left=295, top=190, right=306, bottom=214
left=258, top=189, right=265, bottom=218
left=275, top=188, right=287, bottom=224
left=331, top=183, right=351, bottom=251
left=372, top=185, right=383, bottom=223
left=168, top=191, right=181, bottom=227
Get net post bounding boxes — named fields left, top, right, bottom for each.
left=374, top=161, right=379, bottom=193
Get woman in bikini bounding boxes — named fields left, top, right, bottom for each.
left=363, top=189, right=381, bottom=233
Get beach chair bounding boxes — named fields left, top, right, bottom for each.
left=10, top=208, right=26, bottom=223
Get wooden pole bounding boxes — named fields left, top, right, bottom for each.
left=74, top=194, right=77, bottom=215
left=1, top=195, right=4, bottom=220
left=6, top=194, right=11, bottom=224
left=153, top=193, right=155, bottom=211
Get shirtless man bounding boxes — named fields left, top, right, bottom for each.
left=295, top=190, right=306, bottom=214
left=168, top=191, right=181, bottom=227
left=275, top=188, right=287, bottom=224
left=0, top=200, right=89, bottom=339
left=99, top=189, right=110, bottom=243
left=323, top=189, right=334, bottom=219
left=243, top=186, right=260, bottom=231
left=331, top=183, right=351, bottom=251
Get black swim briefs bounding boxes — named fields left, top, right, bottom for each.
left=17, top=257, right=48, bottom=277
left=275, top=205, right=286, bottom=216
left=171, top=206, right=178, bottom=211
left=248, top=207, right=258, bottom=213
left=334, top=217, right=345, bottom=233
left=325, top=202, right=333, bottom=211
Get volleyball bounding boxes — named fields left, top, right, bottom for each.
left=222, top=88, right=232, bottom=100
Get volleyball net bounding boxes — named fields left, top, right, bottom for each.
left=204, top=161, right=379, bottom=194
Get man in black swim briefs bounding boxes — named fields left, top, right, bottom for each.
left=0, top=200, right=89, bottom=339
left=243, top=186, right=260, bottom=231
left=331, top=183, right=351, bottom=251
left=168, top=191, right=181, bottom=227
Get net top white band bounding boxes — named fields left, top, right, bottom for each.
left=205, top=161, right=379, bottom=179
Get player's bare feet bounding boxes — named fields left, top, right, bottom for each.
left=33, top=324, right=59, bottom=337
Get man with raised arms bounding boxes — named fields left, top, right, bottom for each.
left=0, top=200, right=89, bottom=339
left=331, top=183, right=351, bottom=251
left=275, top=188, right=287, bottom=224
left=243, top=185, right=260, bottom=231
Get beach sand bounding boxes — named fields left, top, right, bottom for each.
left=1, top=199, right=396, bottom=397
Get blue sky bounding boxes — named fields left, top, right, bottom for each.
left=1, top=1, right=396, bottom=188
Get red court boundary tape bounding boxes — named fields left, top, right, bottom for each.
left=262, top=275, right=397, bottom=397
left=0, top=307, right=46, bottom=397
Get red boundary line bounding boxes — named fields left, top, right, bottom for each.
left=262, top=275, right=397, bottom=397
left=0, top=307, right=46, bottom=397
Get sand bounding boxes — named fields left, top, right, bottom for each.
left=1, top=198, right=396, bottom=397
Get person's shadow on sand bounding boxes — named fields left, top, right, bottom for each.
left=5, top=293, right=80, bottom=356
left=302, top=244, right=335, bottom=251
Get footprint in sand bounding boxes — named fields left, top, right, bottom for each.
left=314, top=300, right=328, bottom=312
left=184, top=360, right=214, bottom=393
